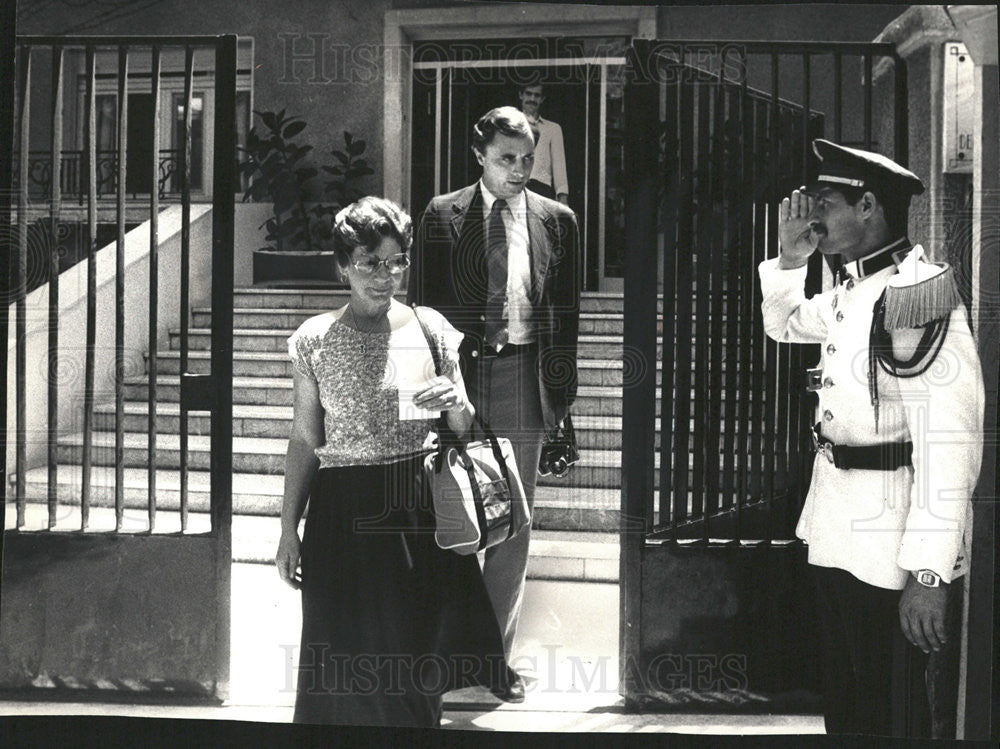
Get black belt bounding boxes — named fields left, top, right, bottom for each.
left=810, top=424, right=913, bottom=471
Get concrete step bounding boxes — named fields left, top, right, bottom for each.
left=96, top=402, right=749, bottom=451
left=121, top=377, right=756, bottom=414
left=95, top=401, right=292, bottom=439
left=168, top=327, right=668, bottom=360
left=191, top=307, right=722, bottom=337
left=150, top=350, right=750, bottom=388
left=231, top=288, right=661, bottom=314
left=15, top=465, right=638, bottom=532
left=56, top=428, right=734, bottom=491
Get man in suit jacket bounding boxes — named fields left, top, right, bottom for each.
left=407, top=106, right=580, bottom=702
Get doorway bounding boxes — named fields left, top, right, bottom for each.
left=409, top=40, right=627, bottom=292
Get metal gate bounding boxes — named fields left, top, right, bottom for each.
left=1, top=35, right=236, bottom=700
left=621, top=39, right=907, bottom=709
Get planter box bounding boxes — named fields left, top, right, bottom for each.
left=252, top=249, right=346, bottom=288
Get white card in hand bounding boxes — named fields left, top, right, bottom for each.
left=398, top=380, right=442, bottom=421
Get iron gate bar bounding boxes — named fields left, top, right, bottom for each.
left=0, top=0, right=14, bottom=534
left=893, top=61, right=908, bottom=166
left=833, top=52, right=842, bottom=143
left=720, top=59, right=743, bottom=516
left=115, top=45, right=128, bottom=530
left=620, top=36, right=659, bottom=702
left=179, top=44, right=194, bottom=531
left=765, top=60, right=782, bottom=525
left=672, top=72, right=694, bottom=525
left=864, top=53, right=873, bottom=151
left=149, top=44, right=161, bottom=530
left=705, top=76, right=726, bottom=531
left=752, top=99, right=769, bottom=510
left=210, top=35, right=237, bottom=695
left=692, top=79, right=710, bottom=527
left=734, top=60, right=753, bottom=540
left=15, top=45, right=30, bottom=527
left=82, top=46, right=97, bottom=529
left=659, top=72, right=678, bottom=532
left=793, top=54, right=813, bottom=541
left=48, top=45, right=64, bottom=528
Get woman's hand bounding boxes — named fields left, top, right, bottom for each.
left=275, top=530, right=302, bottom=589
left=413, top=375, right=467, bottom=413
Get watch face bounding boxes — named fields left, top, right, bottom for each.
left=917, top=570, right=940, bottom=587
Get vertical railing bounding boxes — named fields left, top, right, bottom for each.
left=9, top=36, right=236, bottom=535
left=658, top=67, right=678, bottom=533
left=148, top=45, right=161, bottom=531
left=114, top=45, right=128, bottom=530
left=0, top=0, right=14, bottom=529
left=620, top=37, right=661, bottom=700
left=631, top=42, right=905, bottom=544
left=704, top=75, right=726, bottom=538
left=179, top=44, right=194, bottom=531
left=82, top=46, right=97, bottom=529
left=47, top=45, right=64, bottom=528
left=671, top=70, right=694, bottom=530
left=15, top=45, right=30, bottom=527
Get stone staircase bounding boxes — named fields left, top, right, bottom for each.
left=20, top=289, right=673, bottom=582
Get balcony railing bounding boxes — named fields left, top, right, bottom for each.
left=11, top=148, right=191, bottom=202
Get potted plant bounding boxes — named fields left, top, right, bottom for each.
left=239, top=109, right=374, bottom=287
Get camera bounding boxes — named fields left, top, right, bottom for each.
left=537, top=415, right=580, bottom=478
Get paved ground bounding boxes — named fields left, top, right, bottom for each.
left=0, top=562, right=824, bottom=735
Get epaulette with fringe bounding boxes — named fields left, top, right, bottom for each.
left=881, top=249, right=962, bottom=330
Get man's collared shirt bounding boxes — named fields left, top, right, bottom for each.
left=525, top=115, right=568, bottom=198
left=479, top=180, right=535, bottom=345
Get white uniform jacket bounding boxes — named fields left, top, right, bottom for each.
left=758, top=245, right=984, bottom=590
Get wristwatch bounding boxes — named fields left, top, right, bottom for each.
left=913, top=569, right=942, bottom=588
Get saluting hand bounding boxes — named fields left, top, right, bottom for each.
left=777, top=187, right=818, bottom=268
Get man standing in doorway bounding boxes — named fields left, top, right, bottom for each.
left=518, top=82, right=569, bottom=206
left=408, top=106, right=581, bottom=703
left=759, top=140, right=984, bottom=738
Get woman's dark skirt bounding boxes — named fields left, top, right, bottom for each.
left=293, top=455, right=508, bottom=727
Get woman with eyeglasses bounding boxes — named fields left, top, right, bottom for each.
left=275, top=196, right=507, bottom=726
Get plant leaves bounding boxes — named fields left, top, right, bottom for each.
left=347, top=138, right=365, bottom=156
left=259, top=111, right=278, bottom=132
left=283, top=120, right=307, bottom=139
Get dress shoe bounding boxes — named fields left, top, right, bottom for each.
left=490, top=671, right=526, bottom=703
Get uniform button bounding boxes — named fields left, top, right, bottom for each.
left=846, top=279, right=855, bottom=291
left=823, top=409, right=834, bottom=422
left=826, top=344, right=836, bottom=355
left=471, top=350, right=479, bottom=358
left=836, top=311, right=844, bottom=322
left=823, top=377, right=835, bottom=388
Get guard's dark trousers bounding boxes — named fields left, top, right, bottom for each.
left=811, top=565, right=962, bottom=738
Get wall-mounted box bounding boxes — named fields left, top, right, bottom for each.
left=942, top=42, right=974, bottom=173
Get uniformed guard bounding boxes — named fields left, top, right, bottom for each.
left=758, top=139, right=985, bottom=738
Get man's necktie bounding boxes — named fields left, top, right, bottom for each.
left=485, top=199, right=509, bottom=349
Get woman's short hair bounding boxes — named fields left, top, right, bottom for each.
left=471, top=106, right=537, bottom=154
left=332, top=196, right=413, bottom=267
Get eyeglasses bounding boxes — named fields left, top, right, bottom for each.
left=351, top=253, right=410, bottom=275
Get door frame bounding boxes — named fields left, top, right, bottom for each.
left=382, top=3, right=656, bottom=214
left=411, top=54, right=626, bottom=293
